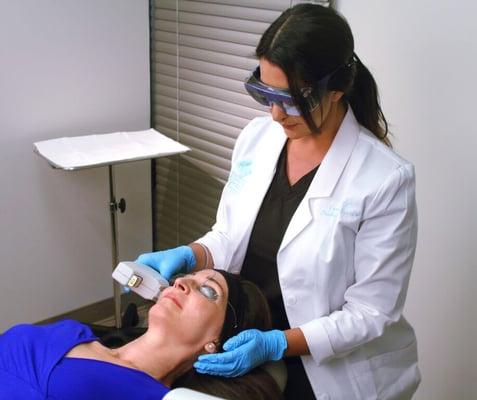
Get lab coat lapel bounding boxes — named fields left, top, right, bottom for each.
left=237, top=122, right=287, bottom=245
left=279, top=109, right=360, bottom=252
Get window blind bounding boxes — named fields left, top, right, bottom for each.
left=151, top=0, right=330, bottom=249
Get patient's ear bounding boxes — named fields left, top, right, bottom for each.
left=204, top=342, right=217, bottom=354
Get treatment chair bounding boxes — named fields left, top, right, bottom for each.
left=164, top=388, right=223, bottom=400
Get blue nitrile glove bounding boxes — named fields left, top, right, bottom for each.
left=136, top=246, right=196, bottom=280
left=194, top=329, right=287, bottom=377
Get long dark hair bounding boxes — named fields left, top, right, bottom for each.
left=172, top=278, right=283, bottom=400
left=256, top=3, right=390, bottom=146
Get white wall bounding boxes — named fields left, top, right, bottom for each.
left=335, top=1, right=477, bottom=399
left=0, top=0, right=151, bottom=331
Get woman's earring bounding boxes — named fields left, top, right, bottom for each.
left=205, top=342, right=217, bottom=353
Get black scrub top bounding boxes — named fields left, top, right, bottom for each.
left=241, top=143, right=318, bottom=399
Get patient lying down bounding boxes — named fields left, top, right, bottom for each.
left=0, top=270, right=281, bottom=399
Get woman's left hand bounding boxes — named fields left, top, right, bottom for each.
left=193, top=329, right=287, bottom=377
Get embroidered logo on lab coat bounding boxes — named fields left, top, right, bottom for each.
left=320, top=201, right=360, bottom=218
left=227, top=160, right=252, bottom=193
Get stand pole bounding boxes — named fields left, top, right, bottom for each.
left=108, top=165, right=122, bottom=329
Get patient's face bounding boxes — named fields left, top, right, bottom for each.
left=149, top=270, right=228, bottom=350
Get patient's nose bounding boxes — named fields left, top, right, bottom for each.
left=173, top=277, right=190, bottom=294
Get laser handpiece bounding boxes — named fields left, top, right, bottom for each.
left=112, top=261, right=169, bottom=301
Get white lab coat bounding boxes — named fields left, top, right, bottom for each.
left=198, top=109, right=421, bottom=400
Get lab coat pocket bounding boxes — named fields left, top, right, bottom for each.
left=314, top=198, right=361, bottom=262
left=351, top=341, right=420, bottom=400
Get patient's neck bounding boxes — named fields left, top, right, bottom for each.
left=114, top=330, right=199, bottom=386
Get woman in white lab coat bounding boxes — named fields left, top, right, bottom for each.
left=138, top=4, right=420, bottom=399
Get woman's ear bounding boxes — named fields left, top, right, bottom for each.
left=204, top=342, right=218, bottom=354
left=330, top=90, right=344, bottom=102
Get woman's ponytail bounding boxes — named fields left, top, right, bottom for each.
left=347, top=55, right=391, bottom=146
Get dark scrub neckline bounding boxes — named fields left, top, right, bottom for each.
left=280, top=142, right=320, bottom=191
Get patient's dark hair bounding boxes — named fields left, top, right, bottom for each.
left=172, top=274, right=283, bottom=400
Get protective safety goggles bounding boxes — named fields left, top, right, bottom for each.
left=244, top=66, right=330, bottom=116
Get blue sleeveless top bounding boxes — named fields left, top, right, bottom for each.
left=0, top=319, right=169, bottom=399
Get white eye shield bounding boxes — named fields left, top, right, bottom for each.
left=244, top=66, right=330, bottom=116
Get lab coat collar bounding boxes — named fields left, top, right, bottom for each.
left=279, top=107, right=359, bottom=252
left=306, top=106, right=359, bottom=199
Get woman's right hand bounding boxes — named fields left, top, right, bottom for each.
left=136, top=246, right=196, bottom=280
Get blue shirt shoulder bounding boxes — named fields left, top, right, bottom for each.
left=0, top=320, right=169, bottom=399
left=0, top=319, right=95, bottom=399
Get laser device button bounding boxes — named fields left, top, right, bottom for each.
left=128, top=274, right=143, bottom=288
